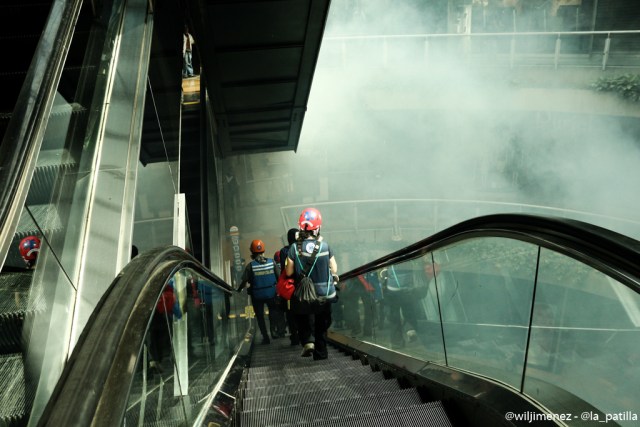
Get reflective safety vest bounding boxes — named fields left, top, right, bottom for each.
left=250, top=258, right=277, bottom=299
left=291, top=240, right=336, bottom=299
left=385, top=265, right=412, bottom=292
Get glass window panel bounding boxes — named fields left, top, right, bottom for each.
left=18, top=208, right=78, bottom=421
left=133, top=161, right=179, bottom=253
left=334, top=271, right=380, bottom=341
left=125, top=268, right=248, bottom=426
left=432, top=237, right=538, bottom=389
left=334, top=256, right=446, bottom=364
left=525, top=249, right=640, bottom=418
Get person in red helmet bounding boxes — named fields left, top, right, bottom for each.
left=285, top=208, right=339, bottom=360
left=19, top=235, right=41, bottom=269
left=237, top=239, right=281, bottom=344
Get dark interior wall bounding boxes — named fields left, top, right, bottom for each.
left=140, top=0, right=184, bottom=165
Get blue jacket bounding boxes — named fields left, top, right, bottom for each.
left=385, top=265, right=413, bottom=292
left=244, top=257, right=277, bottom=300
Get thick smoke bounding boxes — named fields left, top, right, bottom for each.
left=222, top=0, right=640, bottom=271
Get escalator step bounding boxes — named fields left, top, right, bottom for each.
left=16, top=204, right=63, bottom=236
left=0, top=313, right=24, bottom=354
left=249, top=349, right=353, bottom=368
left=248, top=358, right=358, bottom=376
left=243, top=370, right=386, bottom=396
left=247, top=362, right=372, bottom=382
left=3, top=204, right=65, bottom=268
left=242, top=378, right=405, bottom=411
left=242, top=339, right=454, bottom=426
left=28, top=158, right=78, bottom=206
left=250, top=350, right=350, bottom=362
left=0, top=272, right=33, bottom=353
left=240, top=388, right=424, bottom=427
left=249, top=348, right=350, bottom=362
left=397, top=401, right=453, bottom=427
left=0, top=272, right=32, bottom=301
left=303, top=401, right=452, bottom=427
left=0, top=354, right=26, bottom=422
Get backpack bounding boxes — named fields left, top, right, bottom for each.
left=276, top=270, right=295, bottom=300
left=157, top=285, right=176, bottom=314
left=291, top=241, right=322, bottom=312
left=292, top=275, right=318, bottom=310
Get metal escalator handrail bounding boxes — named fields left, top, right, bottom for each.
left=0, top=0, right=83, bottom=269
left=340, top=213, right=640, bottom=293
left=36, top=245, right=233, bottom=427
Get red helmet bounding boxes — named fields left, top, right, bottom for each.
left=19, top=235, right=41, bottom=262
left=250, top=239, right=265, bottom=254
left=298, top=208, right=322, bottom=231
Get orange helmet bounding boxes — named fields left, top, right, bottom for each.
left=250, top=239, right=265, bottom=254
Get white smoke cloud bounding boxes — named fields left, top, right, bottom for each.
left=223, top=0, right=640, bottom=271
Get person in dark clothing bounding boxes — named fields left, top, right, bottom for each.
left=381, top=264, right=426, bottom=348
left=237, top=239, right=280, bottom=344
left=342, top=270, right=378, bottom=337
left=182, top=25, right=195, bottom=78
left=274, top=228, right=300, bottom=345
left=148, top=278, right=182, bottom=373
left=197, top=278, right=217, bottom=345
left=285, top=208, right=338, bottom=360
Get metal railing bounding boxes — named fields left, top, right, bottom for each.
left=333, top=213, right=640, bottom=421
left=321, top=30, right=640, bottom=70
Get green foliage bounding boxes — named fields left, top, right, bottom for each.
left=592, top=74, right=640, bottom=102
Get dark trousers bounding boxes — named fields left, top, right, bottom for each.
left=252, top=297, right=277, bottom=340
left=385, top=290, right=424, bottom=346
left=277, top=297, right=299, bottom=343
left=295, top=303, right=332, bottom=359
left=270, top=297, right=287, bottom=337
left=343, top=286, right=375, bottom=335
left=285, top=305, right=299, bottom=344
left=148, top=312, right=171, bottom=363
left=201, top=303, right=215, bottom=344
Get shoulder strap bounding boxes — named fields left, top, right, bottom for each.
left=295, top=241, right=322, bottom=276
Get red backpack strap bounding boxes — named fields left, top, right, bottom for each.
left=357, top=274, right=374, bottom=292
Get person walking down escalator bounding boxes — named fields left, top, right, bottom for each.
left=381, top=264, right=426, bottom=349
left=274, top=228, right=301, bottom=345
left=342, top=269, right=377, bottom=337
left=148, top=278, right=183, bottom=373
left=182, top=25, right=196, bottom=78
left=285, top=208, right=339, bottom=360
left=237, top=240, right=280, bottom=344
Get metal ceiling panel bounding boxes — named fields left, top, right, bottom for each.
left=188, top=0, right=331, bottom=156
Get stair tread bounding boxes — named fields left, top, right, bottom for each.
left=241, top=338, right=452, bottom=426
left=0, top=353, right=27, bottom=419
left=240, top=399, right=451, bottom=427
left=243, top=370, right=387, bottom=396
left=243, top=382, right=415, bottom=412
left=247, top=362, right=376, bottom=382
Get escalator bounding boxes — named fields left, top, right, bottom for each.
left=30, top=214, right=640, bottom=426
left=0, top=1, right=152, bottom=424
left=240, top=339, right=452, bottom=426
left=0, top=2, right=86, bottom=425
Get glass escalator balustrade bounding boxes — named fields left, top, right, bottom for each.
left=334, top=236, right=640, bottom=423
left=125, top=268, right=246, bottom=426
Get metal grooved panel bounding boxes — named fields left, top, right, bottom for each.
left=239, top=339, right=453, bottom=427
